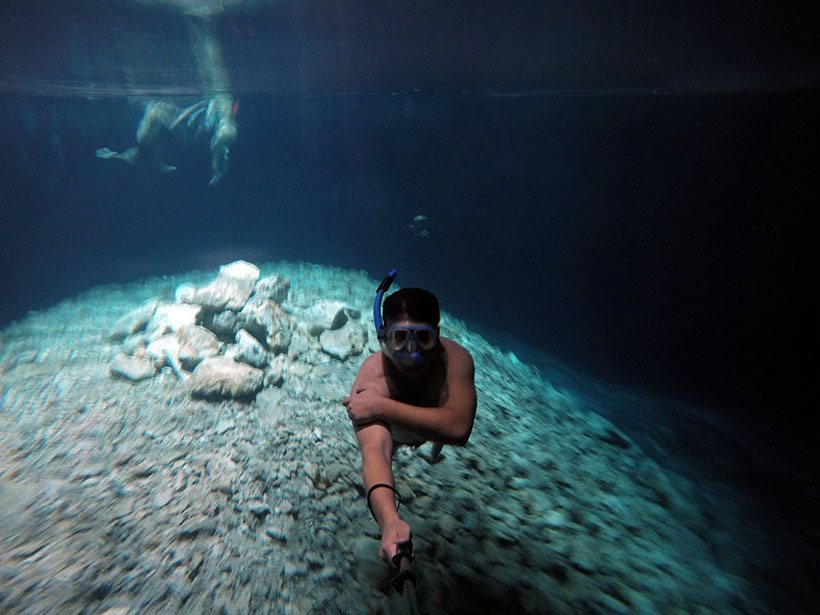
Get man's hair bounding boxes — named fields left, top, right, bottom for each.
left=383, top=288, right=440, bottom=327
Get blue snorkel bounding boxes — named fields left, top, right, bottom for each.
left=373, top=267, right=398, bottom=342
left=373, top=268, right=425, bottom=367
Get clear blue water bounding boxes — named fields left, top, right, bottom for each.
left=1, top=1, right=818, bottom=613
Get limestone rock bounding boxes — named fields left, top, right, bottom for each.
left=109, top=354, right=156, bottom=382
left=253, top=275, right=291, bottom=305
left=145, top=304, right=201, bottom=337
left=189, top=356, right=264, bottom=400
left=174, top=283, right=196, bottom=303
left=121, top=332, right=150, bottom=356
left=286, top=329, right=311, bottom=360
left=215, top=419, right=236, bottom=434
left=145, top=334, right=181, bottom=367
left=265, top=354, right=288, bottom=387
left=237, top=297, right=291, bottom=354
left=303, top=300, right=351, bottom=336
left=192, top=260, right=260, bottom=312
left=235, top=329, right=268, bottom=368
left=176, top=325, right=221, bottom=371
left=208, top=309, right=240, bottom=339
left=319, top=320, right=367, bottom=360
left=109, top=301, right=157, bottom=341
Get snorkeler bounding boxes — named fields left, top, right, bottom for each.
left=343, top=271, right=477, bottom=564
left=95, top=95, right=238, bottom=186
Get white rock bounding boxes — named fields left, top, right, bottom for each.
left=193, top=260, right=260, bottom=312
left=189, top=356, right=264, bottom=400
left=221, top=260, right=260, bottom=279
left=109, top=300, right=158, bottom=340
left=175, top=283, right=196, bottom=303
left=265, top=354, right=288, bottom=387
left=303, top=300, right=350, bottom=336
left=319, top=321, right=367, bottom=360
left=177, top=325, right=222, bottom=370
left=146, top=304, right=202, bottom=337
left=209, top=309, right=240, bottom=338
left=235, top=329, right=268, bottom=368
left=237, top=297, right=291, bottom=354
left=253, top=275, right=291, bottom=305
left=109, top=354, right=156, bottom=382
left=121, top=333, right=150, bottom=356
left=215, top=419, right=236, bottom=434
left=145, top=334, right=181, bottom=366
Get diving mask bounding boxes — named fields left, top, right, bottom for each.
left=385, top=324, right=439, bottom=352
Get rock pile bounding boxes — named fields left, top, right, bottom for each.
left=108, top=260, right=367, bottom=400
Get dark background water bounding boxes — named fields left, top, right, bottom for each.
left=1, top=1, right=818, bottom=442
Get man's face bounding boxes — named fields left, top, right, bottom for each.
left=382, top=316, right=440, bottom=373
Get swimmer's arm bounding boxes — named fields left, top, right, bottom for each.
left=381, top=350, right=476, bottom=445
left=344, top=354, right=390, bottom=431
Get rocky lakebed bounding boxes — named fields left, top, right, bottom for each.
left=0, top=261, right=769, bottom=614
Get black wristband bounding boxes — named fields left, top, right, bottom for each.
left=366, top=482, right=402, bottom=521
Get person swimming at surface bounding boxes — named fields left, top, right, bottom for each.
left=95, top=95, right=238, bottom=186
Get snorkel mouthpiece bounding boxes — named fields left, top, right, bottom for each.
left=389, top=349, right=424, bottom=369
left=373, top=267, right=398, bottom=340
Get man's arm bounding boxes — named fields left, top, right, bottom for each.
left=354, top=421, right=411, bottom=561
left=347, top=341, right=477, bottom=445
left=346, top=355, right=412, bottom=561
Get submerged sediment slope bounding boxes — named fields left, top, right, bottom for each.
left=0, top=262, right=754, bottom=614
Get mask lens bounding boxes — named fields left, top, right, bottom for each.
left=388, top=328, right=409, bottom=350
left=386, top=326, right=438, bottom=352
left=415, top=328, right=435, bottom=349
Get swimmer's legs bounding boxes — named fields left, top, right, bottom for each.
left=170, top=100, right=208, bottom=130
left=135, top=101, right=182, bottom=146
left=96, top=101, right=181, bottom=174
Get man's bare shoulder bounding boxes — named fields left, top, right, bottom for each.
left=355, top=351, right=385, bottom=379
left=441, top=338, right=473, bottom=360
left=351, top=351, right=390, bottom=397
left=441, top=338, right=475, bottom=373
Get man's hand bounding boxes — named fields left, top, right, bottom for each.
left=379, top=518, right=412, bottom=564
left=342, top=387, right=387, bottom=425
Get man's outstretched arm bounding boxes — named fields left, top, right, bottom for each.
left=354, top=421, right=412, bottom=562
left=345, top=355, right=412, bottom=561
